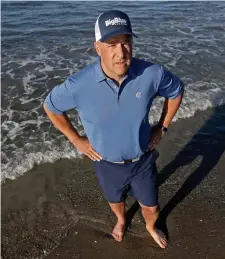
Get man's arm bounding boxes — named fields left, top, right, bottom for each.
left=43, top=76, right=103, bottom=163
left=158, top=93, right=183, bottom=128
left=148, top=65, right=184, bottom=150
left=43, top=104, right=81, bottom=145
left=148, top=94, right=183, bottom=151
left=43, top=104, right=102, bottom=161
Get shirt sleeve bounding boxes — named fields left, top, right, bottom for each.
left=157, top=65, right=184, bottom=99
left=44, top=77, right=77, bottom=114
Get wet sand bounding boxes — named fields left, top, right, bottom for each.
left=2, top=105, right=225, bottom=259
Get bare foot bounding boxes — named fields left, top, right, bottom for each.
left=146, top=226, right=168, bottom=248
left=111, top=221, right=125, bottom=242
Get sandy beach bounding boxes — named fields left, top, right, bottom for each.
left=1, top=105, right=225, bottom=259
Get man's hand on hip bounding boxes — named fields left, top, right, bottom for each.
left=73, top=136, right=103, bottom=161
left=148, top=125, right=165, bottom=151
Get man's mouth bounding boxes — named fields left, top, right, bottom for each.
left=116, top=61, right=126, bottom=65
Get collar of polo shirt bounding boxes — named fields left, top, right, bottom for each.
left=94, top=57, right=136, bottom=83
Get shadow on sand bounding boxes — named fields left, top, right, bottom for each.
left=125, top=104, right=225, bottom=238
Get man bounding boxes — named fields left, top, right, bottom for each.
left=43, top=10, right=184, bottom=249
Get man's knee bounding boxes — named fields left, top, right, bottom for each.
left=139, top=203, right=159, bottom=214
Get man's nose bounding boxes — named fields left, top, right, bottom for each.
left=116, top=43, right=126, bottom=58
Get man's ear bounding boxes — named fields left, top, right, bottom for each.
left=94, top=41, right=101, bottom=56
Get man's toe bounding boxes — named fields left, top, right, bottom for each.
left=112, top=232, right=122, bottom=242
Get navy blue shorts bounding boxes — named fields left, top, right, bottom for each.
left=93, top=150, right=159, bottom=207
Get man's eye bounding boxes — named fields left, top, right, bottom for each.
left=124, top=40, right=131, bottom=45
left=107, top=44, right=116, bottom=47
left=107, top=40, right=131, bottom=47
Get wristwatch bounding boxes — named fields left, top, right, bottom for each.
left=157, top=124, right=168, bottom=132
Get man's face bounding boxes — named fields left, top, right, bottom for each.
left=95, top=34, right=132, bottom=78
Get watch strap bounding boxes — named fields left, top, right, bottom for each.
left=157, top=123, right=168, bottom=132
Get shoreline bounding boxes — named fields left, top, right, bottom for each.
left=2, top=106, right=225, bottom=259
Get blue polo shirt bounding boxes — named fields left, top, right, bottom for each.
left=44, top=57, right=184, bottom=162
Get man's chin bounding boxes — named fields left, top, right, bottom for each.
left=115, top=71, right=127, bottom=78
left=116, top=67, right=129, bottom=77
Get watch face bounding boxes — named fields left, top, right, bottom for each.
left=162, top=126, right=168, bottom=132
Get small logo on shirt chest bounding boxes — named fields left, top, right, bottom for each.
left=136, top=92, right=142, bottom=99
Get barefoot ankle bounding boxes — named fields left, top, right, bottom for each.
left=146, top=224, right=155, bottom=232
left=117, top=218, right=125, bottom=224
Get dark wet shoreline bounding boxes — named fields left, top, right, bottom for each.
left=2, top=106, right=225, bottom=259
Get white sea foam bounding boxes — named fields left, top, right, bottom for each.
left=5, top=68, right=15, bottom=79
left=22, top=72, right=36, bottom=94
left=2, top=121, right=21, bottom=140
left=1, top=142, right=83, bottom=181
left=149, top=83, right=225, bottom=124
left=19, top=58, right=38, bottom=67
left=39, top=64, right=54, bottom=72
left=19, top=97, right=38, bottom=104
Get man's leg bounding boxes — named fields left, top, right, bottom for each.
left=93, top=160, right=129, bottom=242
left=108, top=201, right=126, bottom=242
left=130, top=155, right=167, bottom=248
left=140, top=203, right=167, bottom=248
